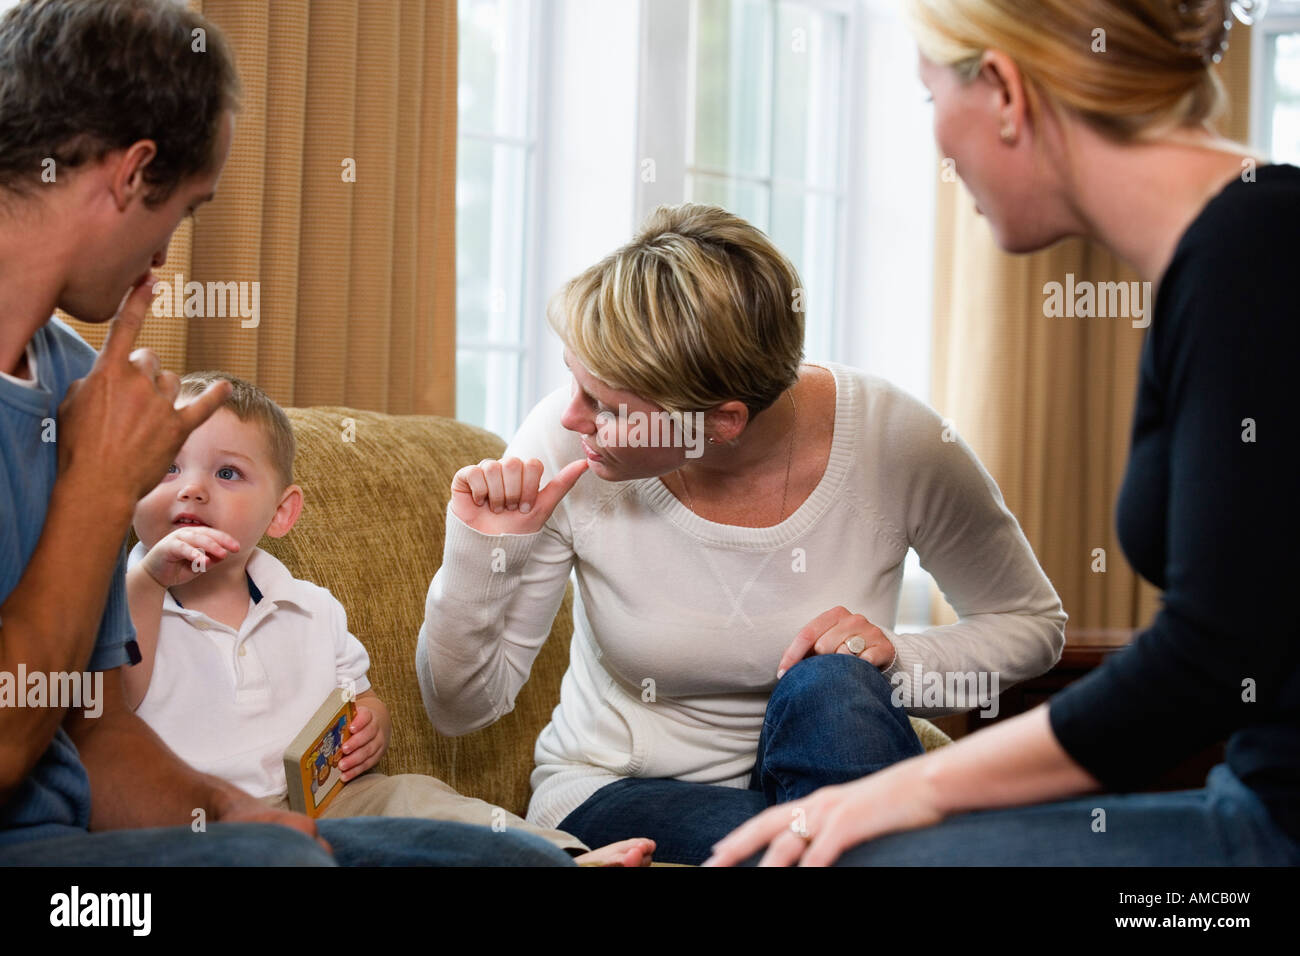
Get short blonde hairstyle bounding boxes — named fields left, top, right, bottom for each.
left=178, top=371, right=295, bottom=489
left=547, top=203, right=804, bottom=420
left=904, top=0, right=1232, bottom=142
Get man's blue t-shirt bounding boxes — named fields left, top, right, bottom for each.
left=0, top=318, right=138, bottom=846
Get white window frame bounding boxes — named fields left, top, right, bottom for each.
left=460, top=0, right=645, bottom=437
left=1251, top=1, right=1300, bottom=157
left=637, top=0, right=863, bottom=364
left=457, top=0, right=549, bottom=439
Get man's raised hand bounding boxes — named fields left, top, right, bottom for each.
left=56, top=277, right=231, bottom=506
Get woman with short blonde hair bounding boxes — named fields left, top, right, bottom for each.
left=550, top=203, right=804, bottom=421
left=706, top=0, right=1300, bottom=866
left=418, top=202, right=1066, bottom=865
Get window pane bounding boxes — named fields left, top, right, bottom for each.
left=1271, top=32, right=1300, bottom=165
left=693, top=0, right=773, bottom=178
left=773, top=3, right=842, bottom=189
left=688, top=171, right=771, bottom=228
left=687, top=0, right=845, bottom=364
left=459, top=0, right=533, bottom=138
left=457, top=138, right=528, bottom=344
left=457, top=349, right=521, bottom=437
left=898, top=550, right=936, bottom=630
left=456, top=349, right=489, bottom=428
left=770, top=186, right=837, bottom=360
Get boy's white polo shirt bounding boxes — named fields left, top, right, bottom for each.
left=128, top=543, right=372, bottom=799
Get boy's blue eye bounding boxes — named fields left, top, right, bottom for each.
left=167, top=463, right=179, bottom=475
left=216, top=466, right=243, bottom=481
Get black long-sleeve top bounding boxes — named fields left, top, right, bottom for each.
left=1048, top=163, right=1300, bottom=841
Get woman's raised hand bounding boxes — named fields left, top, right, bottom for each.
left=450, top=457, right=589, bottom=535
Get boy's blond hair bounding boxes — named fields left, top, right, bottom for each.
left=178, top=371, right=295, bottom=488
left=547, top=203, right=804, bottom=420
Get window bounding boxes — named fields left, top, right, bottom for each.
left=456, top=0, right=643, bottom=439
left=689, top=0, right=846, bottom=360
left=456, top=0, right=540, bottom=439
left=457, top=0, right=934, bottom=442
left=642, top=0, right=850, bottom=362
left=1252, top=1, right=1300, bottom=163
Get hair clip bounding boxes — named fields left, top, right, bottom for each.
left=1229, top=0, right=1268, bottom=27
left=1181, top=0, right=1268, bottom=65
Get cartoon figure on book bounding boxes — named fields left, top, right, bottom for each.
left=123, top=370, right=654, bottom=866
left=304, top=703, right=353, bottom=812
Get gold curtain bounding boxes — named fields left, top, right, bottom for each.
left=929, top=33, right=1254, bottom=643
left=64, top=0, right=458, bottom=416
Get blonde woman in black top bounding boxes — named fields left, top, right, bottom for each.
left=707, top=0, right=1300, bottom=867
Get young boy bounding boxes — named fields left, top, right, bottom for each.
left=125, top=371, right=652, bottom=866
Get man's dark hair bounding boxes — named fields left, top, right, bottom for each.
left=0, top=0, right=240, bottom=206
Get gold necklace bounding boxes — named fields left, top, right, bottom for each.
left=678, top=390, right=798, bottom=524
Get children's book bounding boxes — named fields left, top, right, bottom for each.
left=284, top=688, right=356, bottom=818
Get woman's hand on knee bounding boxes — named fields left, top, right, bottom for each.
left=450, top=456, right=588, bottom=535
left=777, top=606, right=896, bottom=679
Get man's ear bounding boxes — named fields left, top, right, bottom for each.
left=266, top=484, right=304, bottom=539
left=707, top=401, right=751, bottom=444
left=109, top=139, right=160, bottom=212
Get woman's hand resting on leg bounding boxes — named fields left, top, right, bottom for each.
left=776, top=606, right=896, bottom=679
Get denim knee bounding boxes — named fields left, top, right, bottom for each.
left=501, top=830, right=581, bottom=866
left=206, top=823, right=335, bottom=866
left=771, top=653, right=894, bottom=711
left=755, top=654, right=922, bottom=802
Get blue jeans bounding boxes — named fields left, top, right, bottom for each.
left=0, top=818, right=575, bottom=866
left=558, top=654, right=926, bottom=865
left=820, top=763, right=1300, bottom=867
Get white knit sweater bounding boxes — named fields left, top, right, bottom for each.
left=416, top=362, right=1066, bottom=830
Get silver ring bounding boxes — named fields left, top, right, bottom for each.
left=790, top=819, right=811, bottom=841
left=844, top=636, right=866, bottom=655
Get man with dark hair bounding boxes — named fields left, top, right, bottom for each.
left=0, top=0, right=241, bottom=208
left=0, top=0, right=570, bottom=867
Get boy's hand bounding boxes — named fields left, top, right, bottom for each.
left=450, top=457, right=588, bottom=535
left=139, top=526, right=241, bottom=589
left=339, top=705, right=385, bottom=781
